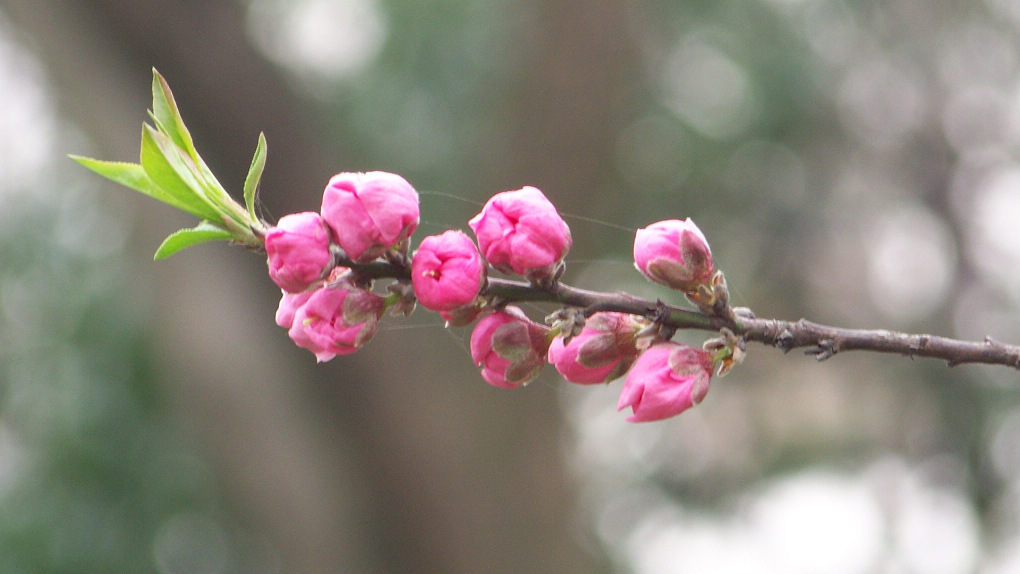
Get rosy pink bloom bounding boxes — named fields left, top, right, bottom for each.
left=411, top=230, right=486, bottom=312
left=320, top=171, right=420, bottom=263
left=265, top=212, right=332, bottom=293
left=633, top=218, right=714, bottom=293
left=469, top=307, right=551, bottom=388
left=287, top=283, right=385, bottom=362
left=617, top=342, right=713, bottom=422
left=275, top=290, right=313, bottom=329
left=547, top=312, right=642, bottom=385
left=468, top=186, right=572, bottom=281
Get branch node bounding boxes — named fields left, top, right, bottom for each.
left=546, top=307, right=586, bottom=345
left=805, top=339, right=838, bottom=361
left=733, top=306, right=755, bottom=320
left=909, top=334, right=931, bottom=356
left=635, top=300, right=676, bottom=342
left=775, top=327, right=795, bottom=353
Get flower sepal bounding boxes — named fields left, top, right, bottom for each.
left=702, top=327, right=746, bottom=377
left=470, top=307, right=551, bottom=388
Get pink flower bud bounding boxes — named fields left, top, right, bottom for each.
left=633, top=218, right=714, bottom=293
left=275, top=290, right=313, bottom=329
left=469, top=307, right=551, bottom=388
left=411, top=230, right=486, bottom=313
left=265, top=212, right=332, bottom=293
left=320, top=171, right=420, bottom=263
left=547, top=312, right=642, bottom=385
left=617, top=342, right=713, bottom=422
left=287, top=283, right=385, bottom=362
left=468, top=186, right=572, bottom=281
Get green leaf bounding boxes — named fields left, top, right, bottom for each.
left=150, top=68, right=196, bottom=159
left=139, top=124, right=222, bottom=222
left=153, top=221, right=233, bottom=260
left=149, top=69, right=237, bottom=222
left=69, top=156, right=200, bottom=215
left=243, top=132, right=267, bottom=221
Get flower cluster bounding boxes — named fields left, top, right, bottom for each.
left=81, top=69, right=1020, bottom=430
left=265, top=172, right=738, bottom=422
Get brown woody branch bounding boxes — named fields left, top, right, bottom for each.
left=347, top=257, right=1020, bottom=371
left=738, top=318, right=1020, bottom=369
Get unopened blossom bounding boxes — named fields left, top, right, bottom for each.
left=617, top=342, right=713, bottom=422
left=547, top=312, right=643, bottom=385
left=287, top=283, right=385, bottom=362
left=470, top=307, right=551, bottom=388
left=275, top=290, right=313, bottom=329
left=411, top=230, right=486, bottom=313
left=320, top=171, right=420, bottom=263
left=468, top=186, right=571, bottom=281
left=265, top=212, right=332, bottom=293
left=633, top=218, right=714, bottom=293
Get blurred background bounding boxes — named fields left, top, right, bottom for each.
left=1, top=0, right=1020, bottom=572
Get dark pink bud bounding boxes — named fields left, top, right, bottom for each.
left=287, top=283, right=385, bottom=362
left=411, top=230, right=486, bottom=312
left=265, top=212, right=332, bottom=293
left=547, top=312, right=642, bottom=385
left=468, top=186, right=571, bottom=281
left=633, top=218, right=714, bottom=293
left=617, top=342, right=713, bottom=422
left=320, top=171, right=420, bottom=263
left=469, top=307, right=551, bottom=388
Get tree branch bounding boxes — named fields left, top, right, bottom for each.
left=348, top=256, right=1020, bottom=371
left=738, top=318, right=1020, bottom=369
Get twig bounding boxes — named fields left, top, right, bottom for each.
left=343, top=256, right=1020, bottom=371
left=739, top=318, right=1020, bottom=369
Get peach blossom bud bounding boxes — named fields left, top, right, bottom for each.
left=275, top=290, right=313, bottom=329
left=617, top=342, right=713, bottom=422
left=468, top=186, right=571, bottom=281
left=633, top=218, right=714, bottom=293
left=547, top=312, right=642, bottom=385
left=265, top=212, right=332, bottom=293
left=411, top=230, right=486, bottom=312
left=320, top=171, right=420, bottom=263
left=469, top=307, right=550, bottom=388
left=287, top=283, right=385, bottom=362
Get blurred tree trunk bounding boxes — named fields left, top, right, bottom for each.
left=3, top=0, right=633, bottom=572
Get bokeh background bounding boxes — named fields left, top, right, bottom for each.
left=2, top=0, right=1020, bottom=572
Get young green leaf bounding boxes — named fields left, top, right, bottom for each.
left=153, top=221, right=233, bottom=260
left=150, top=69, right=237, bottom=223
left=69, top=156, right=204, bottom=216
left=139, top=124, right=222, bottom=222
left=150, top=68, right=196, bottom=159
left=243, top=132, right=267, bottom=221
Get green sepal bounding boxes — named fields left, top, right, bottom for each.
left=154, top=221, right=233, bottom=260
left=243, top=132, right=267, bottom=221
left=492, top=322, right=534, bottom=361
